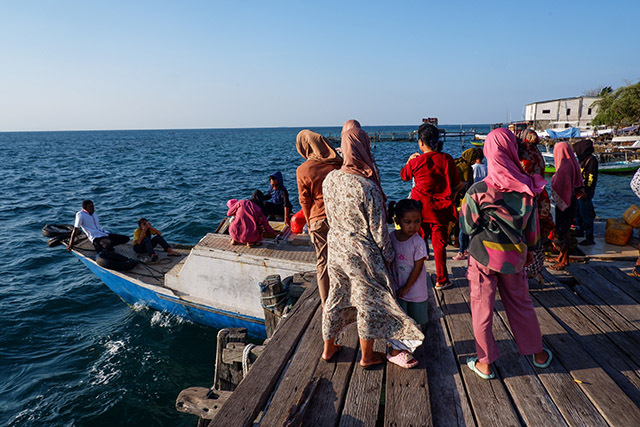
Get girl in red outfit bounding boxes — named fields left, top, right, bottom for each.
left=400, top=122, right=461, bottom=289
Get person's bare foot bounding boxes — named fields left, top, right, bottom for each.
left=230, top=239, right=240, bottom=245
left=474, top=360, right=492, bottom=376
left=321, top=343, right=342, bottom=361
left=360, top=351, right=386, bottom=368
left=167, top=249, right=180, bottom=256
left=534, top=350, right=549, bottom=365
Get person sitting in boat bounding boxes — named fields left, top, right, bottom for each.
left=132, top=218, right=180, bottom=261
left=227, top=198, right=277, bottom=247
left=262, top=171, right=292, bottom=226
left=67, top=200, right=129, bottom=253
left=572, top=139, right=598, bottom=246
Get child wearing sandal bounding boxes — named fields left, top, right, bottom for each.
left=387, top=199, right=429, bottom=369
left=460, top=128, right=552, bottom=379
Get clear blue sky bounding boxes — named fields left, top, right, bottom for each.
left=1, top=0, right=638, bottom=131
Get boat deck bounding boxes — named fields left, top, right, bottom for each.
left=208, top=261, right=640, bottom=426
left=71, top=236, right=190, bottom=287
left=197, top=233, right=316, bottom=264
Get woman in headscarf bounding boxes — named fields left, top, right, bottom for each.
left=227, top=197, right=276, bottom=247
left=550, top=141, right=585, bottom=270
left=321, top=120, right=424, bottom=368
left=460, top=128, right=551, bottom=379
left=517, top=129, right=555, bottom=280
left=401, top=122, right=461, bottom=289
left=572, top=139, right=598, bottom=246
left=295, top=130, right=343, bottom=306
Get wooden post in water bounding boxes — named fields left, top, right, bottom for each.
left=260, top=275, right=288, bottom=338
left=214, top=328, right=248, bottom=391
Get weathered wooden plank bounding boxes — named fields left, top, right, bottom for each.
left=528, top=269, right=640, bottom=426
left=176, top=387, right=233, bottom=420
left=214, top=328, right=248, bottom=391
left=450, top=268, right=566, bottom=427
left=534, top=271, right=640, bottom=408
left=434, top=273, right=521, bottom=427
left=423, top=283, right=476, bottom=427
left=259, top=306, right=323, bottom=425
left=594, top=264, right=640, bottom=304
left=567, top=264, right=640, bottom=327
left=302, top=324, right=359, bottom=427
left=385, top=334, right=431, bottom=426
left=209, top=285, right=321, bottom=427
left=338, top=340, right=386, bottom=427
left=541, top=269, right=640, bottom=353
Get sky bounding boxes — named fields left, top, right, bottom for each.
left=0, top=0, right=638, bottom=131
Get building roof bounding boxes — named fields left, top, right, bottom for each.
left=526, top=96, right=599, bottom=106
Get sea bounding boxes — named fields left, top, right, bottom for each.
left=1, top=125, right=637, bottom=426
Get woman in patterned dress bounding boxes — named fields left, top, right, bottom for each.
left=321, top=120, right=424, bottom=368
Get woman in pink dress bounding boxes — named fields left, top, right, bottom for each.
left=227, top=198, right=276, bottom=247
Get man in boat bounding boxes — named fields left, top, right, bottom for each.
left=66, top=200, right=129, bottom=253
left=572, top=139, right=598, bottom=246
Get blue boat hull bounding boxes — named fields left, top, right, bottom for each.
left=77, top=254, right=267, bottom=337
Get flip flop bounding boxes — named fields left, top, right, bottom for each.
left=548, top=263, right=566, bottom=271
left=168, top=252, right=181, bottom=257
left=321, top=345, right=342, bottom=363
left=435, top=281, right=453, bottom=290
left=466, top=357, right=495, bottom=379
left=386, top=350, right=418, bottom=369
left=532, top=348, right=553, bottom=368
left=361, top=351, right=386, bottom=370
left=633, top=265, right=640, bottom=278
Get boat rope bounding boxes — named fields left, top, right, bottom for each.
left=242, top=343, right=256, bottom=376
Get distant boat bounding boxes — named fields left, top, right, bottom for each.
left=542, top=151, right=640, bottom=175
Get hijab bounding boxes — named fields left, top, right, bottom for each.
left=551, top=142, right=584, bottom=207
left=572, top=139, right=595, bottom=165
left=484, top=128, right=546, bottom=197
left=456, top=148, right=482, bottom=183
left=341, top=119, right=361, bottom=134
left=296, top=130, right=342, bottom=165
left=340, top=127, right=381, bottom=185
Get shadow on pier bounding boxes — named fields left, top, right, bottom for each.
left=207, top=262, right=640, bottom=426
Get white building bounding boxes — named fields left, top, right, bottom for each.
left=525, top=96, right=599, bottom=130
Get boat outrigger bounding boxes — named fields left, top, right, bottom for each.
left=47, top=224, right=315, bottom=337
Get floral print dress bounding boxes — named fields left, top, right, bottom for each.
left=321, top=170, right=424, bottom=348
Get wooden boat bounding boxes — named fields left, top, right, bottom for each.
left=542, top=151, right=640, bottom=175
left=61, top=224, right=315, bottom=337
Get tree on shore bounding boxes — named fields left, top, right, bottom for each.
left=592, top=82, right=640, bottom=127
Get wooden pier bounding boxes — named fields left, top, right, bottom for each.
left=206, top=261, right=640, bottom=426
left=324, top=129, right=477, bottom=144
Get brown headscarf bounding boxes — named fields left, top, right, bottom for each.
left=340, top=127, right=381, bottom=186
left=341, top=119, right=361, bottom=135
left=296, top=130, right=343, bottom=165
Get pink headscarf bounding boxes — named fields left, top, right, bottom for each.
left=341, top=119, right=361, bottom=134
left=226, top=199, right=238, bottom=209
left=484, top=128, right=546, bottom=196
left=340, top=127, right=381, bottom=185
left=551, top=142, right=584, bottom=208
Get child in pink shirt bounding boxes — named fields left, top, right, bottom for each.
left=387, top=199, right=429, bottom=368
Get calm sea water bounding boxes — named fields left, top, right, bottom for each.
left=1, top=125, right=637, bottom=426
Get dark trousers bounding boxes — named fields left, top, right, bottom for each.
left=93, top=233, right=130, bottom=252
left=576, top=197, right=595, bottom=241
left=133, top=235, right=171, bottom=256
left=263, top=201, right=284, bottom=217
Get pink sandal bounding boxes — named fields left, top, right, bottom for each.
left=386, top=350, right=418, bottom=369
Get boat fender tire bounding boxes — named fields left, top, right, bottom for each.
left=42, top=224, right=74, bottom=238
left=48, top=235, right=68, bottom=247
left=96, top=252, right=139, bottom=271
